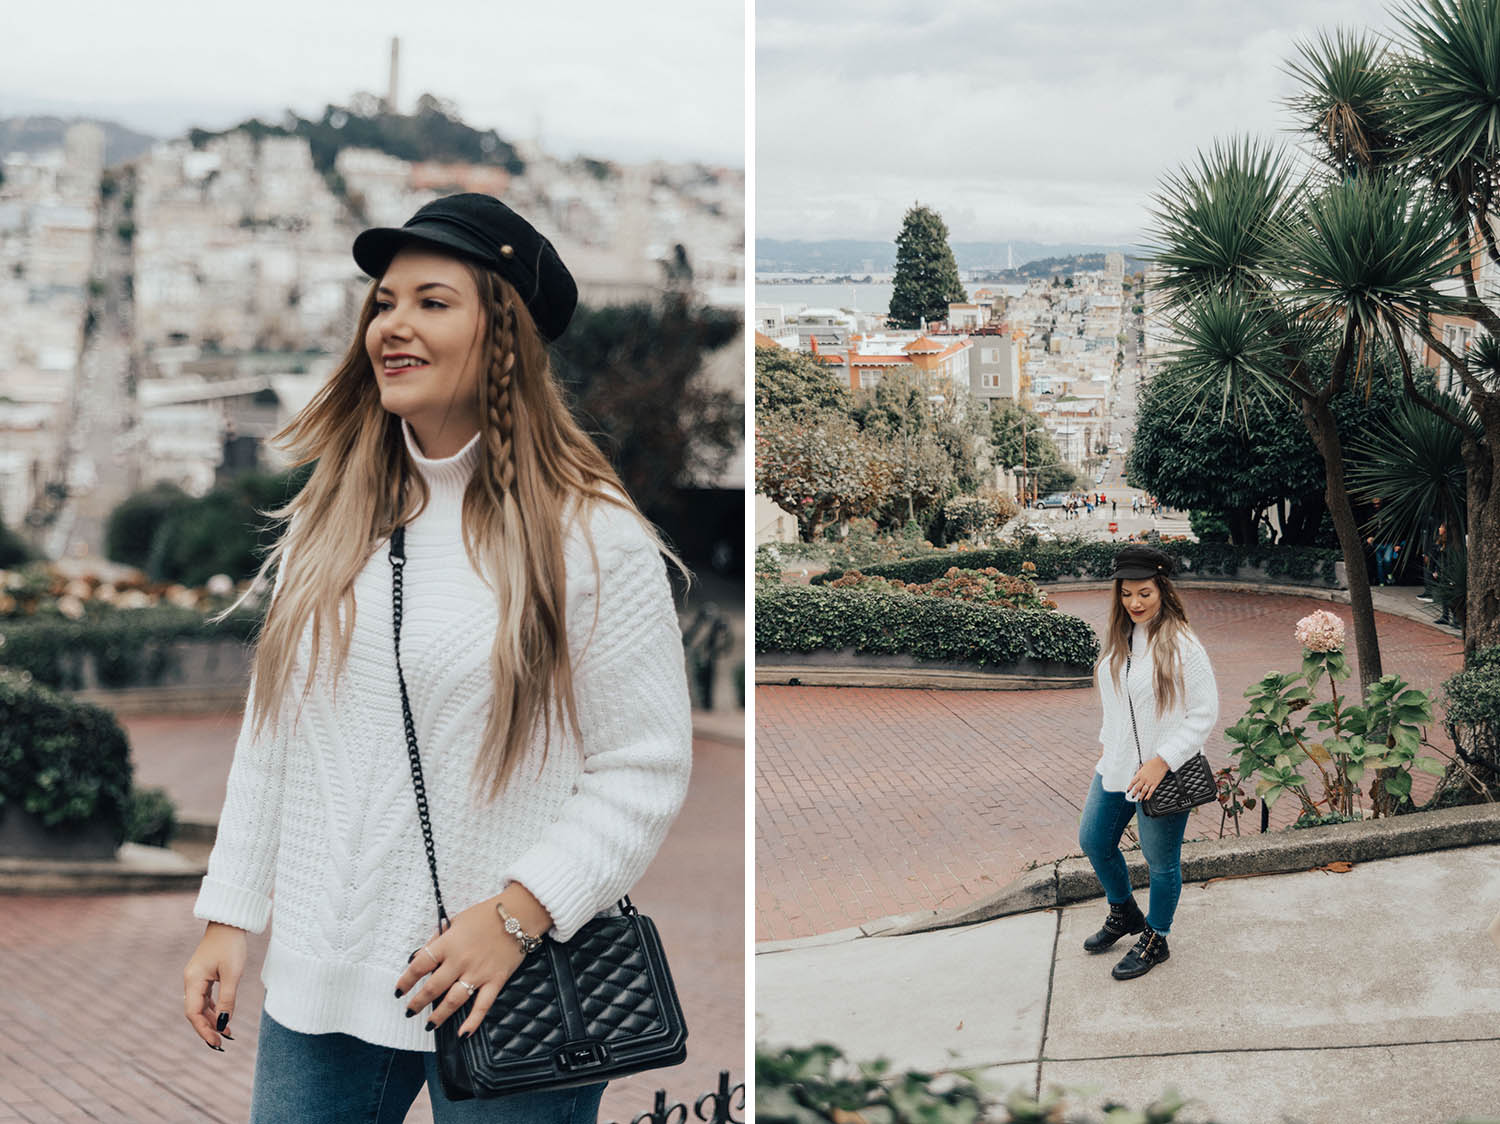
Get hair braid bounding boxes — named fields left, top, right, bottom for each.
left=483, top=283, right=518, bottom=500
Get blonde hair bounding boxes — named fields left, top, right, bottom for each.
left=221, top=264, right=677, bottom=800
left=1099, top=575, right=1191, bottom=718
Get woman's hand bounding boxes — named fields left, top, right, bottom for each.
left=183, top=922, right=248, bottom=1051
left=1127, top=756, right=1171, bottom=802
left=395, top=884, right=553, bottom=1038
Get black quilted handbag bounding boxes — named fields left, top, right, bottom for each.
left=389, top=526, right=688, bottom=1101
left=1124, top=654, right=1217, bottom=818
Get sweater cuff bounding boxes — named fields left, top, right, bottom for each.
left=502, top=848, right=606, bottom=943
left=194, top=877, right=272, bottom=934
left=1156, top=740, right=1200, bottom=773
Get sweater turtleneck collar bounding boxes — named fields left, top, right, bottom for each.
left=401, top=417, right=481, bottom=500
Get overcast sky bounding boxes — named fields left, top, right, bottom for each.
left=4, top=0, right=744, bottom=166
left=758, top=0, right=1405, bottom=246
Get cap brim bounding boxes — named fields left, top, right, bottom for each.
left=1111, top=566, right=1165, bottom=580
left=352, top=223, right=492, bottom=279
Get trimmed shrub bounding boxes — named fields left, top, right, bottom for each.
left=812, top=541, right=1342, bottom=588
left=125, top=786, right=178, bottom=848
left=0, top=606, right=262, bottom=690
left=1442, top=645, right=1500, bottom=785
left=756, top=584, right=1100, bottom=669
left=0, top=667, right=131, bottom=836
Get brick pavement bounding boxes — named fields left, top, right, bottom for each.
left=755, top=588, right=1464, bottom=942
left=0, top=727, right=744, bottom=1124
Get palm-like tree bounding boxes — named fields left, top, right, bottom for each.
left=1279, top=2, right=1500, bottom=661
left=1150, top=136, right=1465, bottom=690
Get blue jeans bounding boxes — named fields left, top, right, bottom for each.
left=1078, top=773, right=1190, bottom=934
left=249, top=1009, right=606, bottom=1124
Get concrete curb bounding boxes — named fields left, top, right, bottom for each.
left=0, top=842, right=205, bottom=894
left=754, top=663, right=1091, bottom=691
left=756, top=801, right=1500, bottom=952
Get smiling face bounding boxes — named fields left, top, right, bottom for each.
left=365, top=247, right=486, bottom=458
left=1119, top=578, right=1162, bottom=626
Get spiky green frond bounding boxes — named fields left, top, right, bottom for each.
left=1148, top=138, right=1305, bottom=308
left=1157, top=288, right=1301, bottom=429
left=1347, top=387, right=1472, bottom=547
left=1392, top=0, right=1500, bottom=181
left=1272, top=174, right=1470, bottom=345
left=1284, top=27, right=1403, bottom=174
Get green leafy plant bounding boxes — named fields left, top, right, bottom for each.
left=1439, top=644, right=1500, bottom=795
left=1223, top=612, right=1446, bottom=820
left=125, top=786, right=178, bottom=848
left=756, top=1044, right=1205, bottom=1124
left=0, top=667, right=131, bottom=836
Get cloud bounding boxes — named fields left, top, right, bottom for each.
left=757, top=0, right=1399, bottom=242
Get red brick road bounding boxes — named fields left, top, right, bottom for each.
left=0, top=730, right=743, bottom=1124
left=755, top=589, right=1464, bottom=942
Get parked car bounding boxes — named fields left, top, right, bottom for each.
left=1035, top=493, right=1071, bottom=508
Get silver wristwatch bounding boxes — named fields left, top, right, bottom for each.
left=495, top=901, right=544, bottom=955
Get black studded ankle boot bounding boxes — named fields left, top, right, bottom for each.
left=1111, top=925, right=1170, bottom=979
left=1082, top=896, right=1146, bottom=953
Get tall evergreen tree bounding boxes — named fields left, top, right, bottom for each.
left=887, top=204, right=967, bottom=329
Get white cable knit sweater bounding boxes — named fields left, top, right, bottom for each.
left=1094, top=625, right=1219, bottom=800
left=194, top=420, right=693, bottom=1050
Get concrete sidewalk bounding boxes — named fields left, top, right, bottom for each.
left=756, top=843, right=1500, bottom=1124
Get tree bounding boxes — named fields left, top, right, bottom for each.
left=754, top=345, right=849, bottom=416
left=887, top=204, right=967, bottom=329
left=1282, top=8, right=1500, bottom=661
left=849, top=371, right=969, bottom=525
left=988, top=402, right=1078, bottom=496
left=553, top=296, right=743, bottom=531
left=1129, top=352, right=1410, bottom=545
left=755, top=412, right=891, bottom=541
left=1149, top=136, right=1462, bottom=692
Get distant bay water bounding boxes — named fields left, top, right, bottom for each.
left=755, top=279, right=1026, bottom=319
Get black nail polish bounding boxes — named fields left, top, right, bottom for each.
left=424, top=1021, right=434, bottom=1032
left=404, top=1008, right=416, bottom=1019
left=216, top=1013, right=229, bottom=1032
left=459, top=1029, right=470, bottom=1040
left=207, top=1041, right=224, bottom=1052
left=394, top=988, right=404, bottom=998
left=408, top=950, right=417, bottom=964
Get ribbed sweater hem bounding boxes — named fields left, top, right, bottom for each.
left=262, top=940, right=435, bottom=1052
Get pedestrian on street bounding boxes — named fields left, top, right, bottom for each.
left=181, top=194, right=693, bottom=1122
left=1079, top=546, right=1219, bottom=980
left=1112, top=500, right=1117, bottom=516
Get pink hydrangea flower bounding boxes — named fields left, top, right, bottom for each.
left=1294, top=609, right=1346, bottom=653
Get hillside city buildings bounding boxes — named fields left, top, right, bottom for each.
left=0, top=121, right=744, bottom=557
left=755, top=250, right=1131, bottom=503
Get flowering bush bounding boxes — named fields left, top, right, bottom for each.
left=0, top=563, right=252, bottom=621
left=1294, top=609, right=1346, bottom=653
left=826, top=566, right=1055, bottom=612
left=1223, top=614, right=1447, bottom=820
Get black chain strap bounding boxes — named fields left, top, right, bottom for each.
left=389, top=523, right=451, bottom=933
left=386, top=515, right=633, bottom=936
left=1126, top=653, right=1144, bottom=769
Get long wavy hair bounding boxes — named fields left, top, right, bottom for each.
left=1099, top=575, right=1191, bottom=718
left=220, top=261, right=674, bottom=800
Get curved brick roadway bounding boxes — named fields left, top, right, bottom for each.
left=755, top=589, right=1463, bottom=942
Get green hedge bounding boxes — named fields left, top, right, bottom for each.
left=757, top=585, right=1100, bottom=669
left=812, top=541, right=1342, bottom=587
left=0, top=606, right=262, bottom=691
left=0, top=667, right=131, bottom=835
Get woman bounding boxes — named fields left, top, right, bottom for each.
left=1078, top=545, right=1218, bottom=980
left=181, top=193, right=693, bottom=1122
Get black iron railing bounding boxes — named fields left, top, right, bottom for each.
left=610, top=1071, right=745, bottom=1124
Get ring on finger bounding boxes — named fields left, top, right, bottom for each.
left=458, top=979, right=477, bottom=998
left=418, top=946, right=438, bottom=967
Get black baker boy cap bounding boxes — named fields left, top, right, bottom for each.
left=1110, top=545, right=1176, bottom=581
left=352, top=192, right=578, bottom=342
